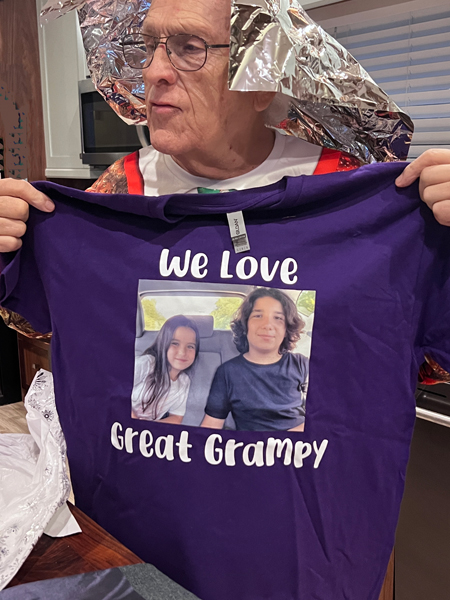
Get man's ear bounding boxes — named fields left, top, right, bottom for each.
left=253, top=91, right=277, bottom=112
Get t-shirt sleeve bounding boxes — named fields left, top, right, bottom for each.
left=0, top=231, right=52, bottom=335
left=415, top=224, right=450, bottom=374
left=204, top=364, right=231, bottom=420
left=294, top=353, right=309, bottom=380
left=85, top=156, right=129, bottom=194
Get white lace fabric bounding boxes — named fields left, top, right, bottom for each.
left=0, top=370, right=74, bottom=589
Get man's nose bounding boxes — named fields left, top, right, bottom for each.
left=143, top=43, right=177, bottom=85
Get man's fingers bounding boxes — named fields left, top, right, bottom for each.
left=0, top=179, right=54, bottom=212
left=420, top=181, right=450, bottom=208
left=0, top=180, right=53, bottom=250
left=432, top=199, right=450, bottom=227
left=418, top=164, right=450, bottom=187
left=0, top=236, right=23, bottom=253
left=395, top=161, right=421, bottom=187
left=0, top=196, right=30, bottom=221
left=395, top=149, right=450, bottom=187
left=417, top=164, right=450, bottom=208
left=0, top=217, right=27, bottom=239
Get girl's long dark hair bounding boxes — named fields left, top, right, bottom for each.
left=141, top=315, right=200, bottom=418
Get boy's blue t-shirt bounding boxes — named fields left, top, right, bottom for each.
left=205, top=352, right=308, bottom=430
left=1, top=162, right=450, bottom=600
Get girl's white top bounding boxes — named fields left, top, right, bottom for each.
left=131, top=354, right=190, bottom=421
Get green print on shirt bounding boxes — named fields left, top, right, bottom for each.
left=197, top=187, right=237, bottom=194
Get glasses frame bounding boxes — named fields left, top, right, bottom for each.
left=121, top=32, right=230, bottom=72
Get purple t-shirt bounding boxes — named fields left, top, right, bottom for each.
left=1, top=162, right=449, bottom=600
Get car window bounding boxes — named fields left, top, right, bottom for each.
left=141, top=294, right=243, bottom=331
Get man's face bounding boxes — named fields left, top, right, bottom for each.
left=142, top=0, right=255, bottom=160
left=246, top=296, right=287, bottom=356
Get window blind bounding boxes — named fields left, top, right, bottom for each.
left=325, top=5, right=450, bottom=159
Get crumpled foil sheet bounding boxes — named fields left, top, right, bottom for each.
left=41, top=0, right=149, bottom=124
left=40, top=0, right=413, bottom=163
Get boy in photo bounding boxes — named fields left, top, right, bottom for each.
left=201, top=288, right=308, bottom=431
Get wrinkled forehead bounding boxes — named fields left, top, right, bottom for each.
left=145, top=0, right=231, bottom=38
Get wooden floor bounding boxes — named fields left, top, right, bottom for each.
left=0, top=401, right=28, bottom=433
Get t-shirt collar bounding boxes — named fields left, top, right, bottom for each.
left=32, top=162, right=406, bottom=224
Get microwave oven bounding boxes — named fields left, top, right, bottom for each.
left=79, top=79, right=149, bottom=167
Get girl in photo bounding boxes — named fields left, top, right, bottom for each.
left=132, top=315, right=200, bottom=424
left=201, top=288, right=308, bottom=432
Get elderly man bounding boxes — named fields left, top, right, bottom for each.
left=0, top=0, right=450, bottom=249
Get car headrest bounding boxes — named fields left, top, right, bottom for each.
left=136, top=306, right=215, bottom=340
left=186, top=315, right=214, bottom=339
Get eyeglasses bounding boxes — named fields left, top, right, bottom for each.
left=121, top=33, right=230, bottom=72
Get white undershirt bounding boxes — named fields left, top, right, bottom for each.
left=139, top=131, right=322, bottom=196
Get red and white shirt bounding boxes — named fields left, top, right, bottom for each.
left=87, top=132, right=361, bottom=196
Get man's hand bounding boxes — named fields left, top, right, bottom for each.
left=395, top=149, right=450, bottom=226
left=0, top=179, right=54, bottom=252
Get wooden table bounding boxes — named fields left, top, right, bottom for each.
left=379, top=552, right=394, bottom=600
left=6, top=503, right=144, bottom=588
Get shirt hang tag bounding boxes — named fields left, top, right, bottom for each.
left=227, top=211, right=250, bottom=254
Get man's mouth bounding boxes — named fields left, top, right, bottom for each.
left=150, top=101, right=178, bottom=112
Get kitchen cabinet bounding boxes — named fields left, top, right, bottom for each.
left=395, top=415, right=450, bottom=600
left=17, top=334, right=51, bottom=396
left=36, top=0, right=103, bottom=180
left=0, top=318, right=21, bottom=405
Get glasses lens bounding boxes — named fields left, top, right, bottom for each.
left=167, top=34, right=206, bottom=71
left=122, top=34, right=152, bottom=69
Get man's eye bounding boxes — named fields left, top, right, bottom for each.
left=173, top=36, right=204, bottom=53
left=183, top=42, right=203, bottom=53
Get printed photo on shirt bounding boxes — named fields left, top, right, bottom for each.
left=132, top=280, right=315, bottom=431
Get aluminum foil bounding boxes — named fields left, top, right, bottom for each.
left=41, top=0, right=149, bottom=124
left=40, top=0, right=88, bottom=23
left=40, top=0, right=413, bottom=162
